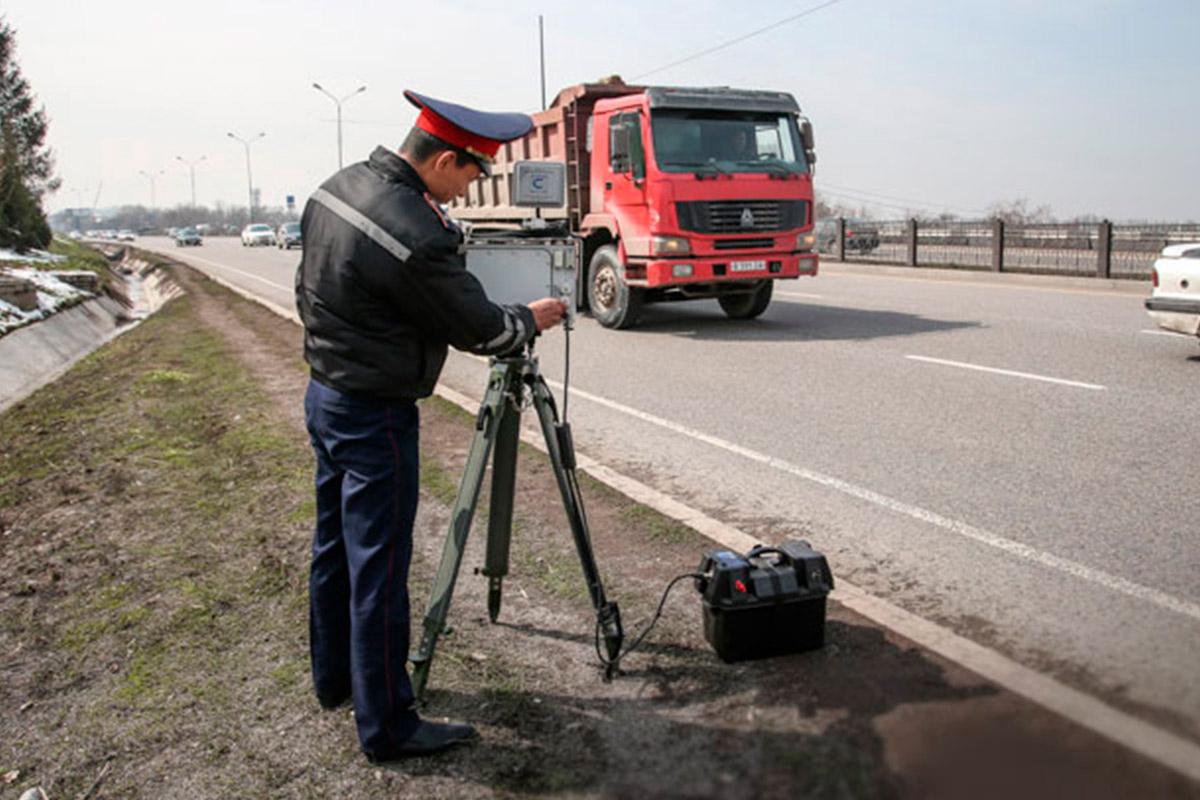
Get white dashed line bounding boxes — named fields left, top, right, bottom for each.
left=905, top=354, right=1107, bottom=391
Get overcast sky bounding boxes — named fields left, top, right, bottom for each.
left=6, top=0, right=1198, bottom=221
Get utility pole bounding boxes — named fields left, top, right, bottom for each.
left=176, top=155, right=207, bottom=207
left=227, top=131, right=265, bottom=223
left=539, top=16, right=547, bottom=110
left=312, top=82, right=366, bottom=169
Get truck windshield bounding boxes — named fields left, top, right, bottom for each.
left=650, top=111, right=809, bottom=175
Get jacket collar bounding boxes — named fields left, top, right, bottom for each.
left=368, top=146, right=430, bottom=195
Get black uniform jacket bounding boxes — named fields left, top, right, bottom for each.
left=295, top=147, right=536, bottom=399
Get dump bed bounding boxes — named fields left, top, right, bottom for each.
left=449, top=80, right=645, bottom=229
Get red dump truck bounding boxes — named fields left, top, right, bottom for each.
left=450, top=78, right=818, bottom=328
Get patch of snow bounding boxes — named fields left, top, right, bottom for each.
left=0, top=266, right=92, bottom=335
left=0, top=247, right=67, bottom=264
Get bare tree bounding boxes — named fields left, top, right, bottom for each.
left=986, top=197, right=1054, bottom=225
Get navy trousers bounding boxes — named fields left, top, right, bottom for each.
left=303, top=377, right=422, bottom=757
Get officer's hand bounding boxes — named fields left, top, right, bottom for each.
left=528, top=297, right=568, bottom=332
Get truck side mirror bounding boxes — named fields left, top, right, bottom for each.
left=800, top=119, right=815, bottom=152
left=799, top=118, right=816, bottom=174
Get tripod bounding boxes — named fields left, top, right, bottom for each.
left=410, top=349, right=624, bottom=701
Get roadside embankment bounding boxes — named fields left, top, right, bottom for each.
left=0, top=246, right=180, bottom=413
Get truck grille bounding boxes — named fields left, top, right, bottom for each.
left=676, top=200, right=808, bottom=234
left=713, top=237, right=775, bottom=250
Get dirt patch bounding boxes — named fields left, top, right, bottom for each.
left=1, top=263, right=1196, bottom=799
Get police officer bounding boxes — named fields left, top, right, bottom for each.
left=295, top=90, right=566, bottom=762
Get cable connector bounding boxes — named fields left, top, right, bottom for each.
left=595, top=572, right=704, bottom=678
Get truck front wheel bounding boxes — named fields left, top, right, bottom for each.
left=718, top=280, right=773, bottom=320
left=588, top=245, right=643, bottom=329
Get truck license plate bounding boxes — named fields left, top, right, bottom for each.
left=730, top=260, right=766, bottom=272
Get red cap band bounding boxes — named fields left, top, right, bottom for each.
left=415, top=108, right=500, bottom=163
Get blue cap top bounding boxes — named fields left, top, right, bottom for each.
left=405, top=90, right=533, bottom=175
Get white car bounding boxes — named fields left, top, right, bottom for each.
left=1145, top=243, right=1200, bottom=339
left=241, top=223, right=276, bottom=247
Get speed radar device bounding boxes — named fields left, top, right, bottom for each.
left=463, top=160, right=577, bottom=324
left=511, top=160, right=566, bottom=207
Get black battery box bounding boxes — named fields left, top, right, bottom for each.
left=695, top=541, right=834, bottom=663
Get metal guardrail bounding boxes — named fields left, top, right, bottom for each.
left=821, top=218, right=1200, bottom=279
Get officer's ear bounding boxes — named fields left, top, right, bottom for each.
left=431, top=150, right=460, bottom=173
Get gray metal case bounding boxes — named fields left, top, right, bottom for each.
left=464, top=234, right=579, bottom=325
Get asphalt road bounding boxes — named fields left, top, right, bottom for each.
left=142, top=235, right=1200, bottom=741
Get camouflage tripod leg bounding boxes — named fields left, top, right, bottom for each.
left=483, top=386, right=521, bottom=623
left=528, top=373, right=624, bottom=669
left=411, top=359, right=522, bottom=702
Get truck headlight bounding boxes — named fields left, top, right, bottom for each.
left=797, top=232, right=816, bottom=251
left=652, top=235, right=691, bottom=255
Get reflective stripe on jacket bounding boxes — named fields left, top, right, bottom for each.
left=295, top=146, right=535, bottom=399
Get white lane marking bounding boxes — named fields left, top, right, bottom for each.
left=144, top=245, right=300, bottom=323
left=446, top=352, right=1198, bottom=623
left=775, top=290, right=824, bottom=299
left=166, top=249, right=293, bottom=293
left=434, top=382, right=1200, bottom=785
left=905, top=354, right=1107, bottom=391
left=1141, top=329, right=1194, bottom=338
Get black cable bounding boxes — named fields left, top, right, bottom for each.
left=595, top=572, right=704, bottom=674
left=632, top=0, right=846, bottom=80
left=563, top=318, right=570, bottom=422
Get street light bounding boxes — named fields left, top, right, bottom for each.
left=227, top=131, right=265, bottom=223
left=312, top=82, right=366, bottom=169
left=138, top=169, right=163, bottom=208
left=176, top=155, right=207, bottom=208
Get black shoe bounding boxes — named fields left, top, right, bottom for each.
left=317, top=690, right=351, bottom=710
left=366, top=720, right=478, bottom=761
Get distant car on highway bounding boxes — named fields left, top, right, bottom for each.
left=117, top=229, right=136, bottom=242
left=276, top=222, right=302, bottom=250
left=814, top=218, right=880, bottom=255
left=241, top=224, right=275, bottom=247
left=175, top=227, right=202, bottom=247
left=1145, top=243, right=1200, bottom=340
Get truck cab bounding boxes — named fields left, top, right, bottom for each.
left=583, top=87, right=816, bottom=327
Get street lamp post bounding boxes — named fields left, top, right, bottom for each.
left=312, top=82, right=366, bottom=169
left=138, top=169, right=163, bottom=208
left=176, top=155, right=207, bottom=208
left=227, top=131, right=265, bottom=223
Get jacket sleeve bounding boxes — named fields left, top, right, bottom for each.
left=379, top=228, right=537, bottom=356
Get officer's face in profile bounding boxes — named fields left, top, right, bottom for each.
left=424, top=150, right=482, bottom=204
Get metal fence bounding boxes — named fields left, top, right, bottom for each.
left=823, top=218, right=1200, bottom=280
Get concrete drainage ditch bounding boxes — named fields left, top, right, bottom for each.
left=0, top=246, right=183, bottom=413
